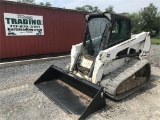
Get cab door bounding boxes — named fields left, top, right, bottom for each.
left=108, top=18, right=131, bottom=48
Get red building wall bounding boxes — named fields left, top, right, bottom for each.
left=0, top=1, right=85, bottom=59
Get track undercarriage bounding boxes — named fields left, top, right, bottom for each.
left=100, top=59, right=151, bottom=100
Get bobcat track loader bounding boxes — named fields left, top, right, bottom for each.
left=34, top=12, right=151, bottom=119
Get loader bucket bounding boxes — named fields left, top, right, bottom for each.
left=34, top=65, right=106, bottom=119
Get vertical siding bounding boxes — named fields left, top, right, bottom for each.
left=0, top=1, right=85, bottom=59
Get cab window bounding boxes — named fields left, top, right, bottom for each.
left=108, top=19, right=130, bottom=47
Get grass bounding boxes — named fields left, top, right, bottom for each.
left=151, top=38, right=160, bottom=44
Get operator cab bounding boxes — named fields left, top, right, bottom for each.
left=82, top=12, right=131, bottom=57
left=77, top=13, right=131, bottom=76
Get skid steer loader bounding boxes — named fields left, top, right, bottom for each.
left=34, top=12, right=151, bottom=119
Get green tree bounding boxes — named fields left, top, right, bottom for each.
left=123, top=3, right=159, bottom=35
left=157, top=11, right=160, bottom=36
left=45, top=2, right=52, bottom=7
left=105, top=5, right=115, bottom=13
left=75, top=5, right=101, bottom=13
left=128, top=13, right=142, bottom=34
left=39, top=2, right=52, bottom=7
left=139, top=3, right=158, bottom=34
left=39, top=2, right=44, bottom=6
left=17, top=0, right=35, bottom=4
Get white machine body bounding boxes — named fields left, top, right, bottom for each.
left=70, top=32, right=150, bottom=84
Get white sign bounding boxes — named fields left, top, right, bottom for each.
left=4, top=13, right=44, bottom=36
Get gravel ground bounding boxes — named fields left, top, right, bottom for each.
left=0, top=45, right=160, bottom=120
left=150, top=44, right=160, bottom=67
